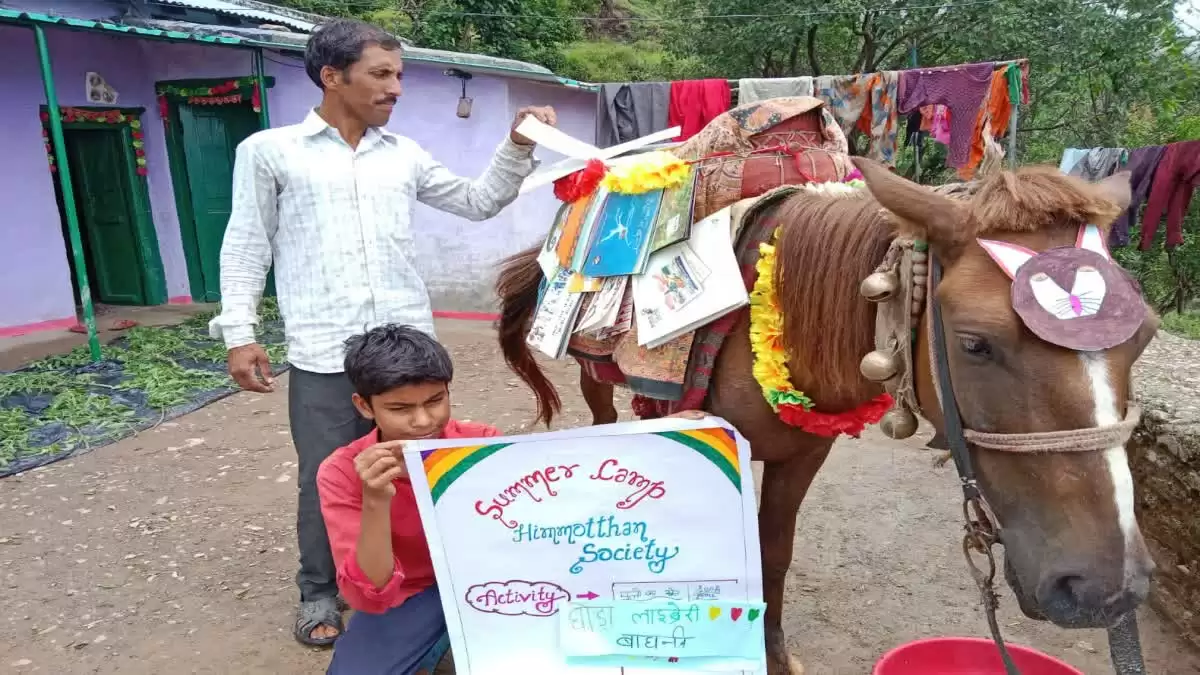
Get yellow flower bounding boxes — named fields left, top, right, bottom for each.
left=602, top=152, right=691, bottom=194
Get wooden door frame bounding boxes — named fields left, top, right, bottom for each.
left=40, top=105, right=166, bottom=306
left=157, top=76, right=275, bottom=302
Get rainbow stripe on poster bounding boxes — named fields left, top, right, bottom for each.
left=419, top=427, right=741, bottom=504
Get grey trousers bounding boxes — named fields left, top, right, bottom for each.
left=289, top=368, right=374, bottom=602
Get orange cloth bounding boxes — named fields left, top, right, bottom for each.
left=960, top=70, right=1013, bottom=179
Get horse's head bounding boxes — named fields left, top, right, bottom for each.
left=855, top=159, right=1158, bottom=629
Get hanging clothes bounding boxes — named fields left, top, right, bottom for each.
left=960, top=68, right=1015, bottom=179
left=814, top=74, right=871, bottom=138
left=1059, top=148, right=1088, bottom=174
left=1109, top=145, right=1166, bottom=247
left=738, top=77, right=814, bottom=103
left=862, top=71, right=900, bottom=164
left=898, top=62, right=994, bottom=168
left=1068, top=147, right=1128, bottom=181
left=929, top=106, right=951, bottom=146
left=1141, top=140, right=1200, bottom=249
left=595, top=82, right=671, bottom=148
left=668, top=79, right=732, bottom=142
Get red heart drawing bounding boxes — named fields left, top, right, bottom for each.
left=731, top=607, right=744, bottom=621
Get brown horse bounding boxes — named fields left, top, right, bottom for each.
left=495, top=158, right=1158, bottom=674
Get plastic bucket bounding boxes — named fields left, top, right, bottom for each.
left=873, top=637, right=1085, bottom=675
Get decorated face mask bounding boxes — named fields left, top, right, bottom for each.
left=977, top=225, right=1146, bottom=352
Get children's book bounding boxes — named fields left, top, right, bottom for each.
left=580, top=189, right=665, bottom=278
left=648, top=171, right=698, bottom=252
left=527, top=268, right=584, bottom=359
left=633, top=206, right=748, bottom=349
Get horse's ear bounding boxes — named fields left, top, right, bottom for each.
left=852, top=157, right=968, bottom=260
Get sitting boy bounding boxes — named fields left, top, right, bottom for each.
left=317, top=323, right=707, bottom=674
left=316, top=324, right=497, bottom=674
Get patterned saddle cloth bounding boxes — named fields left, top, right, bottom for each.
left=566, top=96, right=854, bottom=416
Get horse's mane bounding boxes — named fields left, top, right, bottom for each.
left=767, top=167, right=1120, bottom=409
left=770, top=185, right=893, bottom=408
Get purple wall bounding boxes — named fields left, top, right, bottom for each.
left=0, top=22, right=597, bottom=329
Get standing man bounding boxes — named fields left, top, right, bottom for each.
left=209, top=19, right=555, bottom=647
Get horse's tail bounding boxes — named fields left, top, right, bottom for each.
left=495, top=245, right=561, bottom=427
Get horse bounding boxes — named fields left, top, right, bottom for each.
left=494, top=157, right=1158, bottom=674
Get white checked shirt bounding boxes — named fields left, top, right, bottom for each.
left=210, top=110, right=538, bottom=373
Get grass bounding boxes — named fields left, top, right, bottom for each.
left=1161, top=312, right=1200, bottom=340
left=0, top=298, right=287, bottom=469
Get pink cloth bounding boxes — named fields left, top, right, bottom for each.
left=668, top=79, right=732, bottom=142
left=930, top=106, right=951, bottom=146
left=317, top=419, right=500, bottom=614
left=899, top=62, right=994, bottom=168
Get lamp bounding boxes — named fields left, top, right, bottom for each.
left=445, top=68, right=473, bottom=118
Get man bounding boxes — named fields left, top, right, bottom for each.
left=209, top=18, right=555, bottom=647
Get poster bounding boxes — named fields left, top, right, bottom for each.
left=404, top=417, right=765, bottom=675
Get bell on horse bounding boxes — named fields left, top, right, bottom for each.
left=495, top=109, right=1155, bottom=674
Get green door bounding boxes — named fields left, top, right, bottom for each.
left=177, top=103, right=273, bottom=301
left=65, top=128, right=147, bottom=305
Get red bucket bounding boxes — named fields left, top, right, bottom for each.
left=874, top=637, right=1085, bottom=675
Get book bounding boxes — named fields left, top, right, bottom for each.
left=580, top=189, right=665, bottom=278
left=649, top=171, right=698, bottom=252
left=633, top=206, right=748, bottom=349
left=527, top=268, right=585, bottom=359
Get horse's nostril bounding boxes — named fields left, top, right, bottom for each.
left=1037, top=568, right=1149, bottom=627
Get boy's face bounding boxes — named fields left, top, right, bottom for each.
left=352, top=381, right=451, bottom=441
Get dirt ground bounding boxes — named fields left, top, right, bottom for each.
left=1, top=319, right=1197, bottom=674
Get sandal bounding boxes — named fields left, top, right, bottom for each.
left=294, top=597, right=343, bottom=647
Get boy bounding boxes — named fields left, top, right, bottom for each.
left=316, top=324, right=497, bottom=674
left=317, top=323, right=706, bottom=673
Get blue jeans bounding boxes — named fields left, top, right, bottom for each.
left=327, top=585, right=447, bottom=675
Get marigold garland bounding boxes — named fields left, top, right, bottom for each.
left=601, top=150, right=691, bottom=194
left=749, top=221, right=893, bottom=438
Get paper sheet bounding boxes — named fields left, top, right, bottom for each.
left=403, top=417, right=765, bottom=675
left=517, top=118, right=683, bottom=194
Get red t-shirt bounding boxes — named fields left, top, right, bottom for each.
left=316, top=419, right=500, bottom=614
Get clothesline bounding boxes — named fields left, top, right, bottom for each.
left=1060, top=140, right=1200, bottom=250
left=594, top=58, right=1031, bottom=179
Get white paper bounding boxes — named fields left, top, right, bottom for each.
left=575, top=276, right=628, bottom=334
left=404, top=417, right=764, bottom=675
left=519, top=122, right=683, bottom=195
left=634, top=207, right=749, bottom=348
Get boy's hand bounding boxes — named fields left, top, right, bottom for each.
left=354, top=441, right=408, bottom=504
left=667, top=410, right=707, bottom=420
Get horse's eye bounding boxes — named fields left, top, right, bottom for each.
left=958, top=334, right=992, bottom=358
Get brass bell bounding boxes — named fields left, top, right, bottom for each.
left=860, top=350, right=899, bottom=382
left=879, top=407, right=918, bottom=439
left=860, top=271, right=899, bottom=303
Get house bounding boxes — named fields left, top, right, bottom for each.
left=0, top=0, right=598, bottom=341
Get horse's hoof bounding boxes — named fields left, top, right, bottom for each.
left=766, top=628, right=804, bottom=675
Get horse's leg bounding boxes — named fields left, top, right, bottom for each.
left=758, top=442, right=834, bottom=675
left=579, top=367, right=618, bottom=425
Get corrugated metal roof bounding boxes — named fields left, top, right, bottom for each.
left=0, top=8, right=249, bottom=46
left=150, top=0, right=316, bottom=32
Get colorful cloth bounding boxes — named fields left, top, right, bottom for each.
left=961, top=68, right=1014, bottom=179
left=1142, top=140, right=1200, bottom=249
left=738, top=77, right=815, bottom=103
left=814, top=75, right=871, bottom=140
left=898, top=62, right=994, bottom=168
left=1110, top=145, right=1166, bottom=247
left=668, top=79, right=733, bottom=142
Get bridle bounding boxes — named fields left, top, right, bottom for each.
left=927, top=256, right=1148, bottom=675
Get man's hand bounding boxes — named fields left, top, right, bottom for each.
left=510, top=106, right=557, bottom=146
left=354, top=441, right=409, bottom=505
left=228, top=343, right=275, bottom=393
left=667, top=410, right=708, bottom=420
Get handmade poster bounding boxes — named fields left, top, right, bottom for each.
left=404, top=417, right=765, bottom=675
left=581, top=190, right=666, bottom=278
left=527, top=268, right=585, bottom=358
left=649, top=172, right=699, bottom=252
left=634, top=207, right=749, bottom=349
